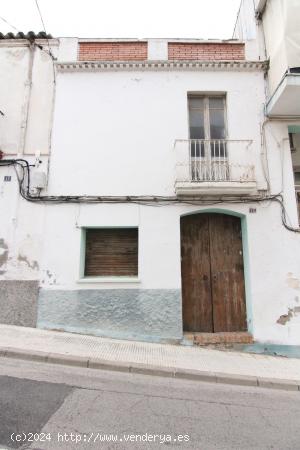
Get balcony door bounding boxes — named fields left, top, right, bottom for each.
left=181, top=213, right=247, bottom=333
left=188, top=96, right=228, bottom=181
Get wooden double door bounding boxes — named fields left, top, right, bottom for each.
left=181, top=213, right=247, bottom=333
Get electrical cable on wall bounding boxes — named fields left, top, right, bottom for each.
left=1, top=158, right=299, bottom=233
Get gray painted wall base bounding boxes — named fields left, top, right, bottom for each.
left=0, top=280, right=39, bottom=327
left=38, top=289, right=183, bottom=342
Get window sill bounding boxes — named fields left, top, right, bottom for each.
left=77, top=277, right=141, bottom=284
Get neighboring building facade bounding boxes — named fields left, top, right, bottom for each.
left=1, top=2, right=300, bottom=345
left=235, top=0, right=300, bottom=216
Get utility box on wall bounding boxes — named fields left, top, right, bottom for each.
left=31, top=171, right=47, bottom=191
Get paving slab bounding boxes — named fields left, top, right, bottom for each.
left=0, top=325, right=300, bottom=391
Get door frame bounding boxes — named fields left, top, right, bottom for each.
left=180, top=208, right=253, bottom=334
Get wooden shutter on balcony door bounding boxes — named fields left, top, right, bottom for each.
left=84, top=228, right=138, bottom=276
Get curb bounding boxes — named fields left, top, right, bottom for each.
left=1, top=347, right=300, bottom=392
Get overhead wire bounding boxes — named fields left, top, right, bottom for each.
left=0, top=12, right=55, bottom=71
left=0, top=15, right=19, bottom=32
left=3, top=2, right=296, bottom=231
left=1, top=158, right=299, bottom=233
left=34, top=0, right=47, bottom=35
left=33, top=0, right=56, bottom=83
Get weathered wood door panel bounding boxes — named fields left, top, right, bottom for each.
left=209, top=214, right=247, bottom=332
left=181, top=213, right=247, bottom=333
left=181, top=214, right=213, bottom=332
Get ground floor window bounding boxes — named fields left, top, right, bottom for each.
left=84, top=228, right=138, bottom=277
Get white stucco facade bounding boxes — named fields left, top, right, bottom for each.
left=1, top=32, right=300, bottom=345
left=235, top=0, right=300, bottom=117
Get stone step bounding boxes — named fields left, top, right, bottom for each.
left=184, top=332, right=253, bottom=346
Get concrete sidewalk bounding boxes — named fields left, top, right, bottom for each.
left=0, top=324, right=300, bottom=391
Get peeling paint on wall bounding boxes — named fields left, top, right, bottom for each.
left=277, top=306, right=300, bottom=325
left=0, top=239, right=8, bottom=268
left=286, top=273, right=300, bottom=290
left=40, top=270, right=57, bottom=286
left=44, top=270, right=57, bottom=285
left=17, top=254, right=39, bottom=270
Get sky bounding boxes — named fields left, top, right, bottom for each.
left=0, top=0, right=241, bottom=39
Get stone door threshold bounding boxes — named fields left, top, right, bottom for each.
left=184, top=332, right=253, bottom=346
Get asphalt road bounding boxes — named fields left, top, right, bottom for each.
left=0, top=357, right=299, bottom=450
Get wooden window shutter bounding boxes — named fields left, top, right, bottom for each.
left=84, top=228, right=138, bottom=277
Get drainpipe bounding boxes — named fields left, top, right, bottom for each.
left=18, top=42, right=35, bottom=156
left=45, top=48, right=57, bottom=188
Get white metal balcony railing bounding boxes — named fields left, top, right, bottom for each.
left=174, top=139, right=257, bottom=195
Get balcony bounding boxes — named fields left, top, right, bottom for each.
left=174, top=139, right=257, bottom=196
left=266, top=73, right=300, bottom=117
